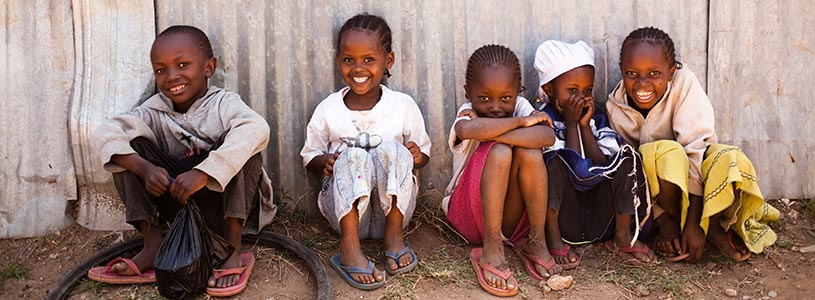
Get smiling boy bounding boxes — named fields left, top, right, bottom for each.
left=88, top=25, right=275, bottom=297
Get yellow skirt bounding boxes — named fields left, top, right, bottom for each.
left=640, top=141, right=779, bottom=253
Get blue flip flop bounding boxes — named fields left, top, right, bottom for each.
left=384, top=242, right=418, bottom=275
left=329, top=254, right=386, bottom=290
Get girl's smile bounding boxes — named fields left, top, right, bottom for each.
left=620, top=42, right=676, bottom=110
left=337, top=29, right=394, bottom=108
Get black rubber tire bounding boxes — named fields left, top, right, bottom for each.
left=47, top=232, right=331, bottom=300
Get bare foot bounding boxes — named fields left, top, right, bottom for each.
left=114, top=222, right=160, bottom=276
left=523, top=237, right=562, bottom=277
left=545, top=210, right=578, bottom=266
left=338, top=239, right=383, bottom=284
left=653, top=213, right=684, bottom=258
left=708, top=225, right=750, bottom=261
left=208, top=218, right=245, bottom=288
left=384, top=208, right=412, bottom=272
left=612, top=235, right=656, bottom=264
left=481, top=241, right=514, bottom=290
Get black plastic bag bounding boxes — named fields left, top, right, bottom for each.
left=153, top=201, right=234, bottom=299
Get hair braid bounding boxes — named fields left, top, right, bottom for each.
left=465, top=44, right=523, bottom=92
left=337, top=14, right=393, bottom=53
left=620, top=26, right=681, bottom=68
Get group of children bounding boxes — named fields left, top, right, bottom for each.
left=88, top=13, right=779, bottom=298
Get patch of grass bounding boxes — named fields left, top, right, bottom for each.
left=70, top=279, right=105, bottom=297
left=0, top=263, right=28, bottom=280
left=805, top=198, right=815, bottom=218
left=599, top=263, right=711, bottom=300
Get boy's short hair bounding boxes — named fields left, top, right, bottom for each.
left=157, top=25, right=214, bottom=59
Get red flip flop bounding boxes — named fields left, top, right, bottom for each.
left=206, top=252, right=256, bottom=297
left=549, top=244, right=580, bottom=270
left=605, top=240, right=658, bottom=265
left=512, top=245, right=558, bottom=281
left=87, top=258, right=156, bottom=284
left=727, top=232, right=752, bottom=262
left=470, top=248, right=518, bottom=297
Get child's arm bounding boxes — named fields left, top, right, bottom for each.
left=556, top=94, right=607, bottom=164
left=455, top=112, right=551, bottom=144
left=110, top=153, right=170, bottom=197
left=306, top=153, right=339, bottom=176
left=405, top=142, right=429, bottom=169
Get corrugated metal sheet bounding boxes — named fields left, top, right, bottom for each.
left=3, top=1, right=808, bottom=236
left=708, top=0, right=815, bottom=198
left=70, top=0, right=156, bottom=230
left=0, top=1, right=74, bottom=237
left=153, top=0, right=708, bottom=215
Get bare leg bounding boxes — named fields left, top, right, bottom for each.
left=504, top=147, right=561, bottom=277
left=653, top=179, right=684, bottom=257
left=479, top=143, right=514, bottom=291
left=205, top=218, right=243, bottom=288
left=113, top=220, right=159, bottom=275
left=338, top=205, right=383, bottom=284
left=384, top=197, right=412, bottom=271
left=707, top=213, right=749, bottom=260
left=612, top=214, right=656, bottom=263
left=544, top=208, right=579, bottom=265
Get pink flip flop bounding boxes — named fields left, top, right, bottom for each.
left=205, top=252, right=256, bottom=297
left=549, top=244, right=580, bottom=270
left=87, top=258, right=156, bottom=284
left=470, top=248, right=518, bottom=297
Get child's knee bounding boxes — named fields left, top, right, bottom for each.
left=512, top=147, right=544, bottom=164
left=372, top=140, right=412, bottom=161
left=486, top=143, right=513, bottom=166
left=337, top=147, right=369, bottom=165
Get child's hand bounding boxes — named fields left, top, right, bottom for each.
left=457, top=109, right=478, bottom=119
left=579, top=96, right=595, bottom=127
left=405, top=141, right=425, bottom=167
left=556, top=93, right=586, bottom=126
left=170, top=169, right=209, bottom=204
left=141, top=164, right=171, bottom=197
left=323, top=153, right=340, bottom=177
left=521, top=111, right=553, bottom=128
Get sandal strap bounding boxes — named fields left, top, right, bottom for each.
left=339, top=260, right=376, bottom=276
left=103, top=258, right=143, bottom=276
left=384, top=243, right=412, bottom=261
left=618, top=243, right=651, bottom=254
left=522, top=251, right=557, bottom=270
left=211, top=266, right=248, bottom=279
left=477, top=261, right=512, bottom=280
left=548, top=244, right=571, bottom=257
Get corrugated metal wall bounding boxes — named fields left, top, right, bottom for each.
left=153, top=0, right=708, bottom=217
left=1, top=0, right=812, bottom=237
left=70, top=0, right=156, bottom=230
left=0, top=1, right=75, bottom=237
left=708, top=1, right=815, bottom=199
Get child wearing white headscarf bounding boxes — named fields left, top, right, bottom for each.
left=535, top=40, right=656, bottom=267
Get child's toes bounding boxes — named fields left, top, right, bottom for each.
left=399, top=254, right=412, bottom=267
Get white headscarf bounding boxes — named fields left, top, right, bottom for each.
left=534, top=40, right=595, bottom=102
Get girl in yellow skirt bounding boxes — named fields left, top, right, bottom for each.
left=606, top=27, right=779, bottom=263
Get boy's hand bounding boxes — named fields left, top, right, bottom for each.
left=579, top=96, right=595, bottom=127
left=170, top=169, right=208, bottom=204
left=521, top=110, right=553, bottom=128
left=141, top=164, right=171, bottom=197
left=405, top=141, right=425, bottom=167
left=323, top=153, right=340, bottom=177
left=457, top=109, right=478, bottom=119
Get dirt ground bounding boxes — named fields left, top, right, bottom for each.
left=1, top=198, right=814, bottom=300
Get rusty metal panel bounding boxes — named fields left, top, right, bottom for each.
left=152, top=0, right=708, bottom=214
left=708, top=0, right=815, bottom=199
left=69, top=0, right=156, bottom=230
left=0, top=1, right=75, bottom=237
